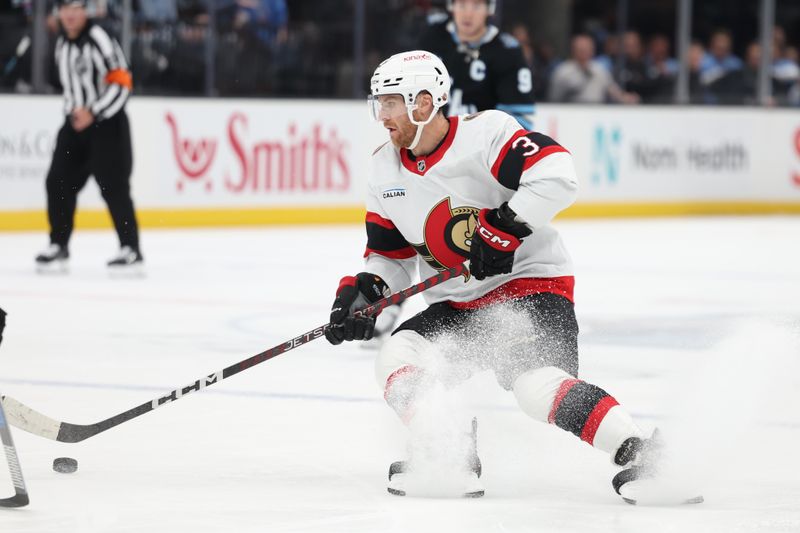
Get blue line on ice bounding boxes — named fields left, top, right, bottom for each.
left=1, top=377, right=797, bottom=429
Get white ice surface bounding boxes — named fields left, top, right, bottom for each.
left=0, top=217, right=799, bottom=533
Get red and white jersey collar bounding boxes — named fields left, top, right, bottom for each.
left=400, top=116, right=459, bottom=176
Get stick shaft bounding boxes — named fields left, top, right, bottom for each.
left=3, top=264, right=466, bottom=443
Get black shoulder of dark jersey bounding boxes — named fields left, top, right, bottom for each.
left=482, top=32, right=527, bottom=69
left=418, top=21, right=452, bottom=52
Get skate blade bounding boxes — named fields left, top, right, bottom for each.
left=623, top=495, right=704, bottom=506
left=107, top=263, right=145, bottom=278
left=387, top=487, right=484, bottom=498
left=620, top=479, right=703, bottom=506
left=388, top=471, right=484, bottom=499
left=36, top=261, right=69, bottom=274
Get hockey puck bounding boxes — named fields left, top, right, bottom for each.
left=53, top=457, right=78, bottom=474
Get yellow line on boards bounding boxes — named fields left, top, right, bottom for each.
left=1, top=202, right=799, bottom=231
left=560, top=202, right=800, bottom=217
left=0, top=207, right=368, bottom=231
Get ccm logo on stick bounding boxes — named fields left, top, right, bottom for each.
left=152, top=372, right=222, bottom=408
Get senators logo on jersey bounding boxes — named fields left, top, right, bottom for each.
left=365, top=197, right=476, bottom=281
left=411, top=198, right=478, bottom=277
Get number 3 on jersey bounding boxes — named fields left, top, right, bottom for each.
left=512, top=135, right=539, bottom=156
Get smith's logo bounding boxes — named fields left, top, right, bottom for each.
left=383, top=188, right=406, bottom=199
left=165, top=112, right=217, bottom=191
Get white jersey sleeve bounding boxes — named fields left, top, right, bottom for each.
left=482, top=112, right=578, bottom=228
left=363, top=144, right=417, bottom=292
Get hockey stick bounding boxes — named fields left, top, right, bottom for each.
left=0, top=394, right=29, bottom=508
left=1, top=264, right=467, bottom=443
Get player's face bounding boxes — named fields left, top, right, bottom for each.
left=371, top=94, right=418, bottom=148
left=452, top=0, right=489, bottom=41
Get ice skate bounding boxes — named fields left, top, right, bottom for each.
left=612, top=429, right=703, bottom=505
left=107, top=245, right=145, bottom=277
left=387, top=417, right=484, bottom=498
left=35, top=244, right=69, bottom=274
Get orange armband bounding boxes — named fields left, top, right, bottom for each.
left=104, top=68, right=133, bottom=90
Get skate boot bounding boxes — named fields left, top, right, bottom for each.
left=35, top=244, right=69, bottom=273
left=387, top=417, right=483, bottom=498
left=612, top=429, right=703, bottom=505
left=107, top=245, right=144, bottom=276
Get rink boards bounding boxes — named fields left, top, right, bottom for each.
left=1, top=95, right=799, bottom=230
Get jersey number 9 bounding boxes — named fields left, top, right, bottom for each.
left=517, top=68, right=532, bottom=94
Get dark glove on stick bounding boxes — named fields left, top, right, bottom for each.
left=469, top=202, right=532, bottom=280
left=0, top=307, right=6, bottom=347
left=325, top=273, right=390, bottom=345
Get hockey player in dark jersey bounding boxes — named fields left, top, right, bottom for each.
left=419, top=0, right=535, bottom=129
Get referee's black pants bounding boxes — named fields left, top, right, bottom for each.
left=45, top=111, right=140, bottom=251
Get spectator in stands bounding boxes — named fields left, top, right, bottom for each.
left=701, top=29, right=743, bottom=76
left=687, top=40, right=710, bottom=104
left=739, top=35, right=800, bottom=107
left=740, top=42, right=769, bottom=106
left=548, top=33, right=638, bottom=104
left=613, top=30, right=650, bottom=100
left=137, top=0, right=178, bottom=24
left=1, top=0, right=62, bottom=94
left=509, top=22, right=534, bottom=69
left=0, top=0, right=30, bottom=91
left=772, top=32, right=800, bottom=106
left=213, top=0, right=287, bottom=51
left=594, top=33, right=617, bottom=73
left=644, top=33, right=678, bottom=103
left=215, top=0, right=287, bottom=94
left=700, top=30, right=748, bottom=104
left=132, top=0, right=178, bottom=92
left=532, top=39, right=558, bottom=102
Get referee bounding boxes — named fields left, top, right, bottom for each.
left=35, top=0, right=143, bottom=273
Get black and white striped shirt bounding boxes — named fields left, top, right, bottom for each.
left=55, top=22, right=131, bottom=121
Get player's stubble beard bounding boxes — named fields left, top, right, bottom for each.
left=384, top=117, right=419, bottom=150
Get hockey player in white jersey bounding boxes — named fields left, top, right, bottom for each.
left=325, top=50, right=702, bottom=505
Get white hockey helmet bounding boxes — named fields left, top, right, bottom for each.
left=446, top=0, right=496, bottom=16
left=368, top=50, right=451, bottom=149
left=369, top=50, right=450, bottom=121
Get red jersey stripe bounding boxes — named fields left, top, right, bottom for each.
left=580, top=396, right=620, bottom=445
left=364, top=246, right=416, bottom=259
left=400, top=116, right=459, bottom=175
left=384, top=365, right=418, bottom=401
left=521, top=145, right=570, bottom=172
left=366, top=211, right=396, bottom=230
left=491, top=129, right=527, bottom=179
left=448, top=276, right=575, bottom=310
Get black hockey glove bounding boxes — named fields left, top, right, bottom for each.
left=469, top=203, right=532, bottom=281
left=325, top=273, right=390, bottom=345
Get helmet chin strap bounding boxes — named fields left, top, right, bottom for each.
left=406, top=105, right=440, bottom=152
